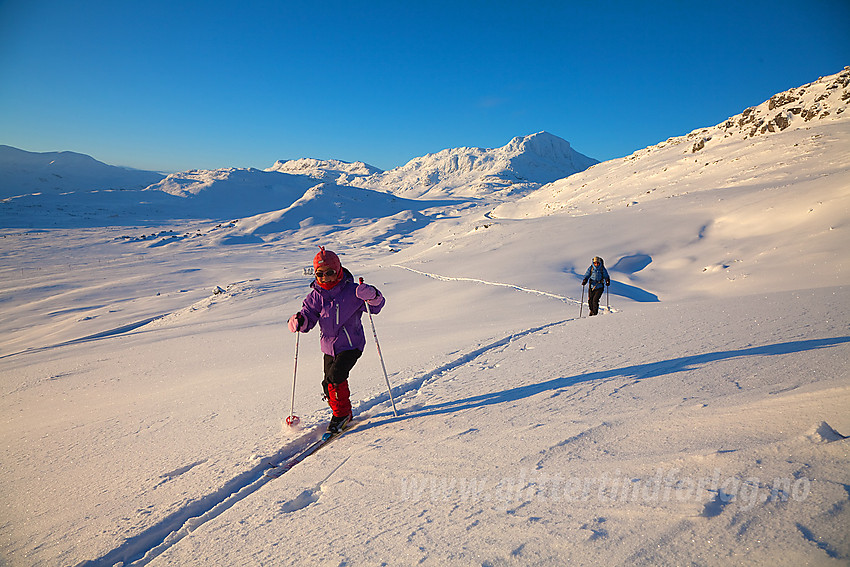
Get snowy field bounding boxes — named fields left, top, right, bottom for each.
left=1, top=69, right=849, bottom=566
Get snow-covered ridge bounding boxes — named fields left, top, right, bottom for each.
left=207, top=182, right=436, bottom=246
left=138, top=167, right=325, bottom=219
left=1, top=130, right=597, bottom=223
left=0, top=145, right=165, bottom=199
left=621, top=66, right=850, bottom=169
left=145, top=167, right=302, bottom=198
left=493, top=67, right=850, bottom=219
left=265, top=158, right=383, bottom=184
left=686, top=65, right=849, bottom=152
left=147, top=131, right=597, bottom=206
left=349, top=131, right=598, bottom=200
left=136, top=167, right=438, bottom=244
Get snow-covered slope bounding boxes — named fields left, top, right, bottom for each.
left=494, top=67, right=850, bottom=219
left=205, top=182, right=442, bottom=246
left=0, top=145, right=165, bottom=199
left=139, top=168, right=448, bottom=245
left=143, top=167, right=323, bottom=219
left=482, top=67, right=850, bottom=300
left=350, top=131, right=598, bottom=200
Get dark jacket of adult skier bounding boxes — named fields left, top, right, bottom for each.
left=582, top=256, right=610, bottom=317
left=582, top=257, right=610, bottom=291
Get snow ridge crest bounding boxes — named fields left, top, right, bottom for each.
left=353, top=131, right=598, bottom=200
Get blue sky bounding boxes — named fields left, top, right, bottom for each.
left=1, top=0, right=848, bottom=173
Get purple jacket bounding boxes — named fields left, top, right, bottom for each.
left=296, top=269, right=385, bottom=356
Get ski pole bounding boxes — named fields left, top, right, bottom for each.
left=360, top=277, right=398, bottom=417
left=285, top=331, right=300, bottom=426
left=579, top=283, right=585, bottom=318
left=606, top=284, right=610, bottom=312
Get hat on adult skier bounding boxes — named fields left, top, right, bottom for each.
left=314, top=246, right=343, bottom=289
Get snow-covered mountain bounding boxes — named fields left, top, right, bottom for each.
left=139, top=168, right=442, bottom=244
left=0, top=131, right=596, bottom=229
left=350, top=131, right=598, bottom=200
left=0, top=145, right=165, bottom=199
left=266, top=157, right=383, bottom=184
left=145, top=131, right=596, bottom=210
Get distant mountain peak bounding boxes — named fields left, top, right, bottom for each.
left=266, top=158, right=382, bottom=183
left=0, top=146, right=165, bottom=199
left=351, top=132, right=597, bottom=200
left=504, top=131, right=571, bottom=153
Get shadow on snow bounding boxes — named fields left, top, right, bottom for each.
left=368, top=335, right=850, bottom=427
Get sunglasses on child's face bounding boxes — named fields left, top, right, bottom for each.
left=315, top=269, right=336, bottom=279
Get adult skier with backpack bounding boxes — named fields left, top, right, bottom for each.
left=288, top=247, right=385, bottom=432
left=581, top=256, right=610, bottom=316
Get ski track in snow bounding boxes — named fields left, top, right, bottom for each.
left=391, top=263, right=589, bottom=307
left=358, top=318, right=572, bottom=420
left=78, top=311, right=574, bottom=566
left=76, top=265, right=600, bottom=565
left=91, top=308, right=848, bottom=566
left=51, top=298, right=850, bottom=566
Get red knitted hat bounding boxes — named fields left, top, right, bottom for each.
left=313, top=246, right=341, bottom=273
left=313, top=247, right=343, bottom=289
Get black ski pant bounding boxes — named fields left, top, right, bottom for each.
left=588, top=287, right=604, bottom=316
left=322, top=349, right=362, bottom=395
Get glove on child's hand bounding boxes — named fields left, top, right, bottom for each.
left=355, top=283, right=378, bottom=301
left=288, top=313, right=303, bottom=333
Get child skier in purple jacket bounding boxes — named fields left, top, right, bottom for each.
left=288, top=247, right=385, bottom=432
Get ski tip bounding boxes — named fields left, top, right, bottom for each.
left=263, top=463, right=290, bottom=478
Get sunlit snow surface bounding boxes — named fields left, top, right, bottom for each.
left=1, top=69, right=848, bottom=566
